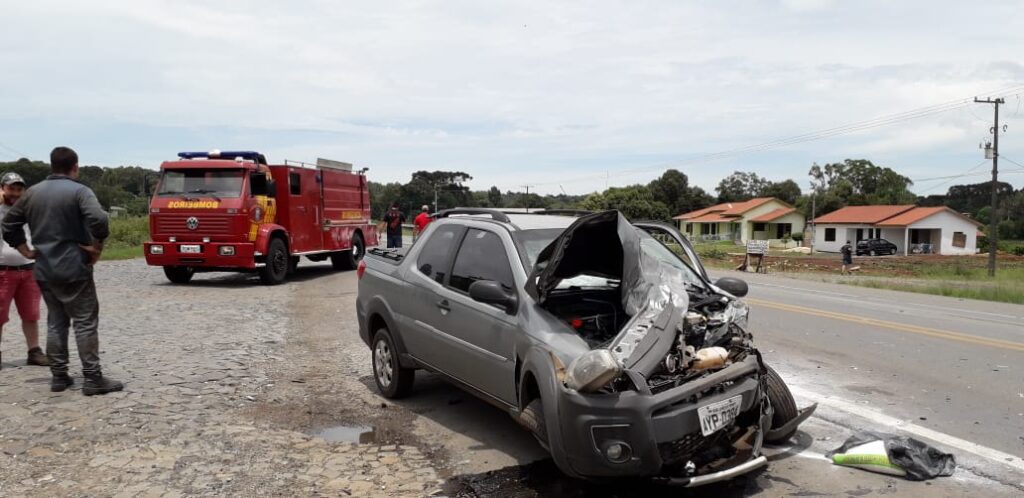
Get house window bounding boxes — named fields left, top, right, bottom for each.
left=685, top=223, right=692, bottom=233
left=776, top=223, right=791, bottom=239
left=952, top=232, right=966, bottom=248
left=753, top=223, right=766, bottom=232
left=825, top=228, right=836, bottom=242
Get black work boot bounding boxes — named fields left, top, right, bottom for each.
left=27, top=347, right=51, bottom=366
left=83, top=374, right=124, bottom=396
left=50, top=373, right=75, bottom=392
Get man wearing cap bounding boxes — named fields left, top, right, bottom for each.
left=413, top=205, right=432, bottom=242
left=0, top=172, right=49, bottom=369
left=2, top=147, right=123, bottom=395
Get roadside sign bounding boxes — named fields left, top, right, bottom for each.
left=746, top=240, right=769, bottom=255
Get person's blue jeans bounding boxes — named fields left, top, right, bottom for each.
left=387, top=233, right=403, bottom=248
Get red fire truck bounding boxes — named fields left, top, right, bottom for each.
left=144, top=150, right=377, bottom=285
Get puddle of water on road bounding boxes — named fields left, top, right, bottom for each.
left=311, top=425, right=378, bottom=444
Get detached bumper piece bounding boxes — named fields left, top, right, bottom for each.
left=654, top=455, right=768, bottom=487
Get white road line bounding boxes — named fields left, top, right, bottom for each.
left=788, top=385, right=1024, bottom=474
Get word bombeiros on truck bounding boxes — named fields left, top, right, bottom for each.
left=144, top=150, right=377, bottom=284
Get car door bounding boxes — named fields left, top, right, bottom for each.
left=436, top=227, right=519, bottom=405
left=400, top=224, right=466, bottom=364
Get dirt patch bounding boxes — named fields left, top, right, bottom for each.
left=241, top=271, right=456, bottom=475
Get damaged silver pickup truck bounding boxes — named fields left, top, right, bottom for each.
left=356, top=209, right=815, bottom=486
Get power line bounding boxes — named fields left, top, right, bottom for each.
left=915, top=160, right=991, bottom=194
left=526, top=82, right=1024, bottom=189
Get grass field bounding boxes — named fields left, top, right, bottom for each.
left=682, top=239, right=1024, bottom=304
left=103, top=216, right=148, bottom=261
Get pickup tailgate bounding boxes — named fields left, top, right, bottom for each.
left=356, top=248, right=410, bottom=346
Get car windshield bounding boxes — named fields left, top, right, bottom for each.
left=513, top=227, right=705, bottom=289
left=157, top=169, right=244, bottom=197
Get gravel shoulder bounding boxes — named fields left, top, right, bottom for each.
left=0, top=260, right=443, bottom=497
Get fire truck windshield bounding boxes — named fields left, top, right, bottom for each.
left=157, top=169, right=245, bottom=198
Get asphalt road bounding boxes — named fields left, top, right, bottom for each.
left=322, top=257, right=1024, bottom=495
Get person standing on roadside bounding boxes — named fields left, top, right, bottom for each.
left=382, top=203, right=406, bottom=249
left=412, top=204, right=432, bottom=243
left=840, top=240, right=853, bottom=275
left=0, top=172, right=50, bottom=370
left=1, top=147, right=123, bottom=395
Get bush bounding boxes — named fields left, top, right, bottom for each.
left=107, top=216, right=149, bottom=249
left=698, top=246, right=729, bottom=260
left=791, top=232, right=804, bottom=242
left=1013, top=245, right=1024, bottom=256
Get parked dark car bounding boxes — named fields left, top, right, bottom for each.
left=356, top=209, right=814, bottom=487
left=856, top=238, right=898, bottom=256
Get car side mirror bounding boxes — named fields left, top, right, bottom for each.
left=469, top=280, right=518, bottom=314
left=715, top=277, right=749, bottom=298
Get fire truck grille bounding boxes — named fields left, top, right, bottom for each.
left=155, top=214, right=234, bottom=235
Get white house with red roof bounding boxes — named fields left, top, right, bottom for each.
left=811, top=205, right=983, bottom=255
left=673, top=197, right=806, bottom=244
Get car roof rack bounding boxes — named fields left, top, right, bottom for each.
left=434, top=208, right=512, bottom=223
left=531, top=209, right=594, bottom=217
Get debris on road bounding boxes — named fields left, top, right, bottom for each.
left=827, top=432, right=956, bottom=481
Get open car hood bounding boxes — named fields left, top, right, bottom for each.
left=525, top=210, right=693, bottom=317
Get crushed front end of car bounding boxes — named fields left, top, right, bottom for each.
left=525, top=211, right=815, bottom=485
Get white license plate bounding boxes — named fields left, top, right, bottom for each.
left=180, top=245, right=201, bottom=254
left=697, top=395, right=742, bottom=436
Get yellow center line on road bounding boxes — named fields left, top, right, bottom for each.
left=746, top=297, right=1024, bottom=353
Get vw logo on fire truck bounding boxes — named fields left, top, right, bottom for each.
left=185, top=216, right=200, bottom=231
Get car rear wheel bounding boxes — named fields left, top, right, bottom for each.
left=372, top=328, right=414, bottom=399
left=765, top=364, right=799, bottom=443
left=163, top=266, right=194, bottom=284
left=890, top=248, right=897, bottom=255
left=259, top=238, right=289, bottom=285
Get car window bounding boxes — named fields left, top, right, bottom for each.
left=417, top=225, right=464, bottom=284
left=449, top=229, right=514, bottom=293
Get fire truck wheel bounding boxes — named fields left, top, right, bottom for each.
left=163, top=266, right=194, bottom=284
left=332, top=232, right=365, bottom=271
left=260, top=238, right=289, bottom=285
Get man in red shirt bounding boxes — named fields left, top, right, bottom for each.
left=413, top=205, right=432, bottom=242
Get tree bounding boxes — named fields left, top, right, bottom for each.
left=808, top=159, right=915, bottom=205
left=487, top=186, right=503, bottom=208
left=578, top=185, right=670, bottom=220
left=760, top=179, right=801, bottom=205
left=715, top=171, right=770, bottom=202
left=647, top=169, right=715, bottom=216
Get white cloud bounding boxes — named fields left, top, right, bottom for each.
left=0, top=1, right=1022, bottom=194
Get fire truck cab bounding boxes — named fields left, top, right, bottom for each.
left=144, top=150, right=377, bottom=285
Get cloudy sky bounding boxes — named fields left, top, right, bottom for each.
left=2, top=0, right=1023, bottom=196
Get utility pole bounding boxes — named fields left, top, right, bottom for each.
left=521, top=185, right=534, bottom=213
left=810, top=191, right=816, bottom=253
left=975, top=97, right=1004, bottom=277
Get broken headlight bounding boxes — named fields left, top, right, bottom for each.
left=565, top=349, right=622, bottom=393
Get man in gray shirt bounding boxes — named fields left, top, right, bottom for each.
left=2, top=146, right=123, bottom=395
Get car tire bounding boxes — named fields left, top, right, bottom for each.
left=869, top=250, right=876, bottom=256
left=519, top=398, right=548, bottom=445
left=765, top=364, right=799, bottom=443
left=890, top=248, right=896, bottom=255
left=163, top=266, right=194, bottom=284
left=372, top=328, right=414, bottom=399
left=332, top=232, right=365, bottom=271
left=259, top=238, right=289, bottom=285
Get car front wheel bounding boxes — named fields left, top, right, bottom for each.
left=765, top=364, right=799, bottom=443
left=372, top=328, right=414, bottom=398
